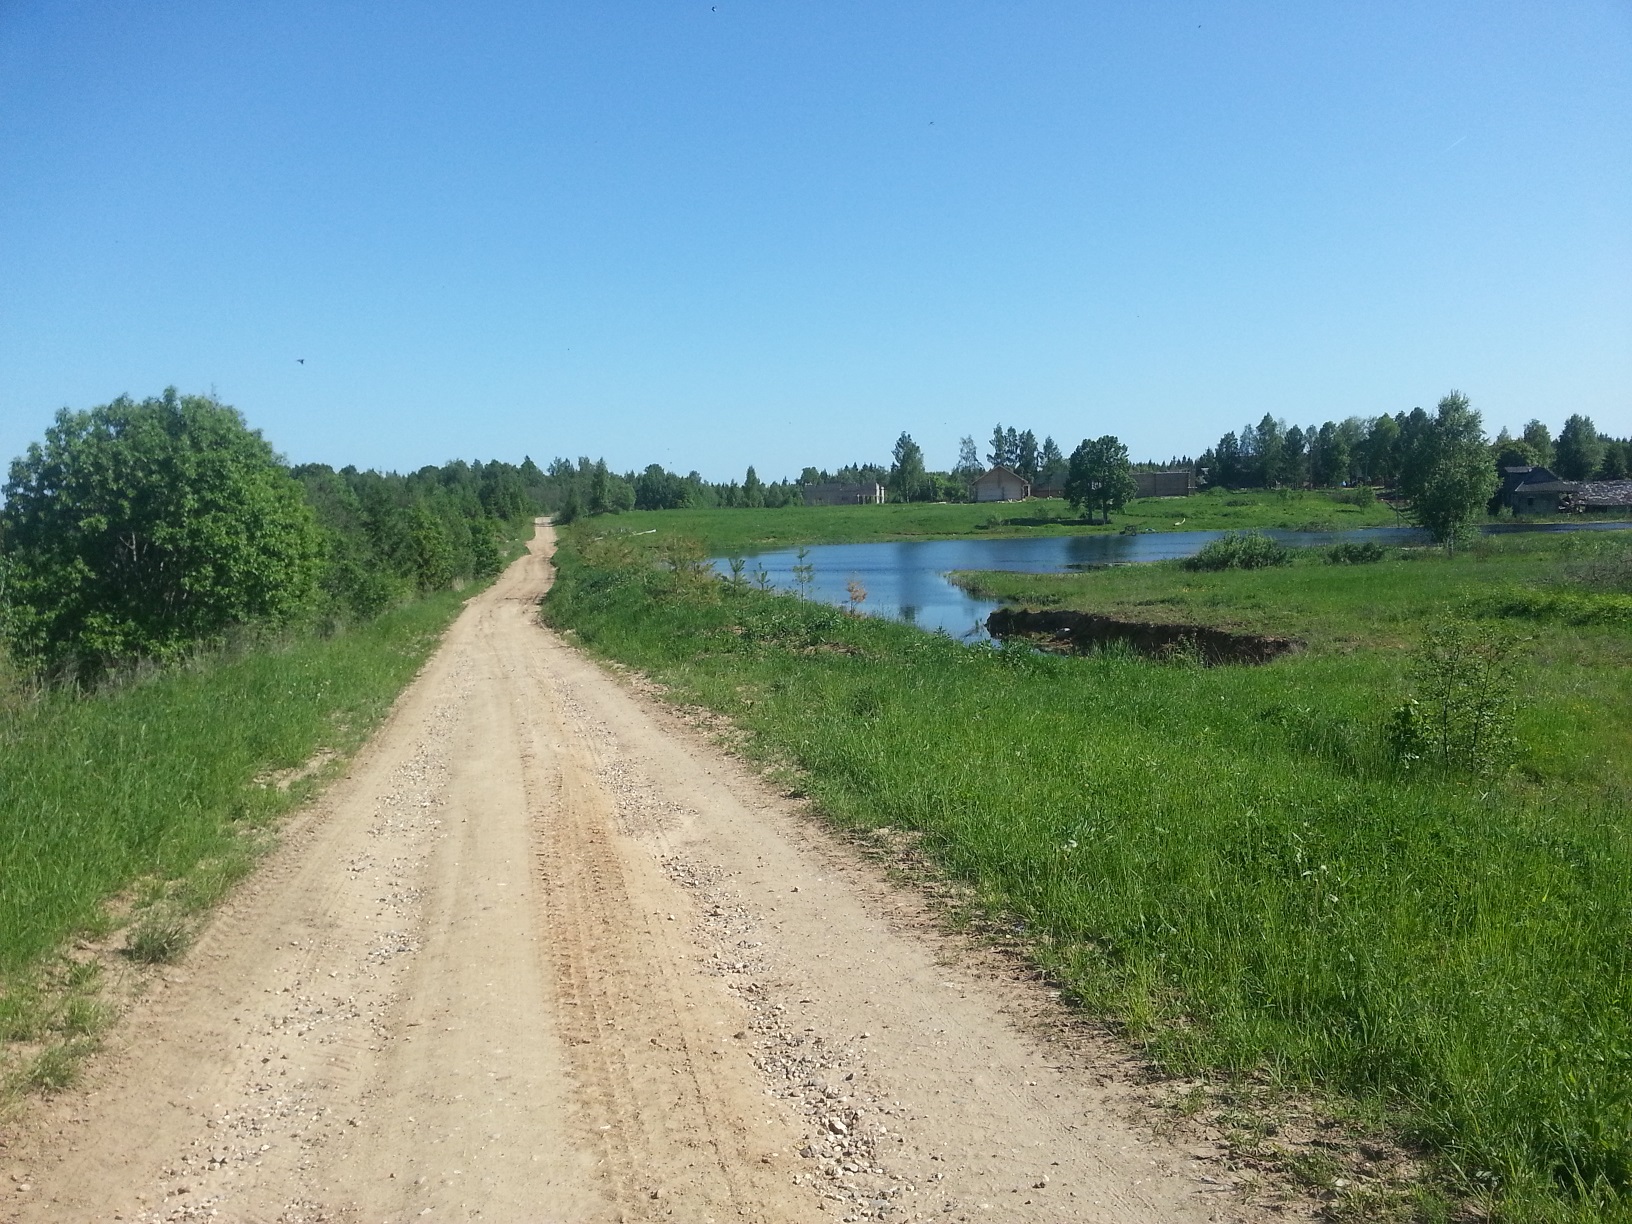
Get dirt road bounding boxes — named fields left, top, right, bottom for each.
left=4, top=524, right=1249, bottom=1222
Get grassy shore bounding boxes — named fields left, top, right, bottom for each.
left=595, top=486, right=1402, bottom=554
left=545, top=522, right=1632, bottom=1222
left=952, top=529, right=1632, bottom=652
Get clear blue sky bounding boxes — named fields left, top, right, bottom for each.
left=2, top=2, right=1628, bottom=480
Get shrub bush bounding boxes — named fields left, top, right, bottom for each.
left=1329, top=485, right=1378, bottom=507
left=1182, top=531, right=1292, bottom=571
left=1, top=390, right=321, bottom=674
left=1387, top=620, right=1519, bottom=776
left=1326, top=541, right=1390, bottom=565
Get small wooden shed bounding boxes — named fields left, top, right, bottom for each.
left=973, top=466, right=1029, bottom=502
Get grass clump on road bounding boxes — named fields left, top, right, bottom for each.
left=545, top=523, right=1632, bottom=1222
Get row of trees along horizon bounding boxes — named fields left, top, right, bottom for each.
left=559, top=403, right=1629, bottom=521
left=2, top=387, right=1626, bottom=684
left=554, top=424, right=1195, bottom=518
left=1200, top=408, right=1629, bottom=489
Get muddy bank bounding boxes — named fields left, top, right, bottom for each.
left=987, top=606, right=1303, bottom=665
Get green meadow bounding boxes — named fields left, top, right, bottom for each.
left=545, top=522, right=1632, bottom=1222
left=952, top=528, right=1632, bottom=651
left=594, top=485, right=1401, bottom=555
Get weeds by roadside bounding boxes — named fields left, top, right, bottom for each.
left=125, top=914, right=192, bottom=965
left=0, top=957, right=113, bottom=1100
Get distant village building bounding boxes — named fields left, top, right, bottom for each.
left=1499, top=466, right=1578, bottom=515
left=801, top=481, right=885, bottom=507
left=1510, top=481, right=1578, bottom=515
left=1569, top=479, right=1632, bottom=514
left=972, top=466, right=1029, bottom=502
left=1133, top=471, right=1196, bottom=499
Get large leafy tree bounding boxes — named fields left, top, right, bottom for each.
left=1521, top=419, right=1555, bottom=469
left=1208, top=430, right=1247, bottom=486
left=1362, top=414, right=1401, bottom=485
left=985, top=424, right=1007, bottom=468
left=1064, top=435, right=1137, bottom=524
left=635, top=464, right=691, bottom=510
left=1, top=388, right=320, bottom=672
left=1252, top=414, right=1285, bottom=487
left=1282, top=424, right=1310, bottom=487
left=1600, top=440, right=1630, bottom=480
left=1398, top=391, right=1497, bottom=553
left=1554, top=414, right=1603, bottom=481
left=1038, top=436, right=1066, bottom=485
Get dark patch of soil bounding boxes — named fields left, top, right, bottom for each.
left=987, top=607, right=1303, bottom=665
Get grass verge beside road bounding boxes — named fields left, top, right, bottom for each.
left=546, top=522, right=1632, bottom=1222
left=0, top=586, right=473, bottom=1097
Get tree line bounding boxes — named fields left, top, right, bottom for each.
left=0, top=390, right=548, bottom=681
left=532, top=457, right=808, bottom=519
left=565, top=419, right=1179, bottom=514
left=591, top=406, right=1628, bottom=518
left=1200, top=410, right=1630, bottom=489
left=558, top=393, right=1620, bottom=551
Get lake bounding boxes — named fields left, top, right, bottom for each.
left=715, top=521, right=1632, bottom=640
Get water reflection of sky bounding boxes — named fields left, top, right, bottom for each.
left=713, top=522, right=1630, bottom=640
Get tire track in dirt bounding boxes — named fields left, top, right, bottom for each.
left=2, top=523, right=1261, bottom=1223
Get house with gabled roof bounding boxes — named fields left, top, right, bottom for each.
left=972, top=466, right=1029, bottom=502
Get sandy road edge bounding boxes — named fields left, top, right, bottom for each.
left=0, top=568, right=495, bottom=1204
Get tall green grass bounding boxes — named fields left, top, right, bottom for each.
left=0, top=589, right=469, bottom=975
left=546, top=528, right=1632, bottom=1222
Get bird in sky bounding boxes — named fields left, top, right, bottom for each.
left=296, top=358, right=305, bottom=364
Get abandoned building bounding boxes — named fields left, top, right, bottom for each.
left=1569, top=480, right=1632, bottom=514
left=1499, top=466, right=1577, bottom=515
left=972, top=466, right=1030, bottom=502
left=1133, top=470, right=1196, bottom=499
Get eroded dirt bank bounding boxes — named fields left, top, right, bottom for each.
left=2, top=524, right=1257, bottom=1223
left=987, top=607, right=1304, bottom=665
